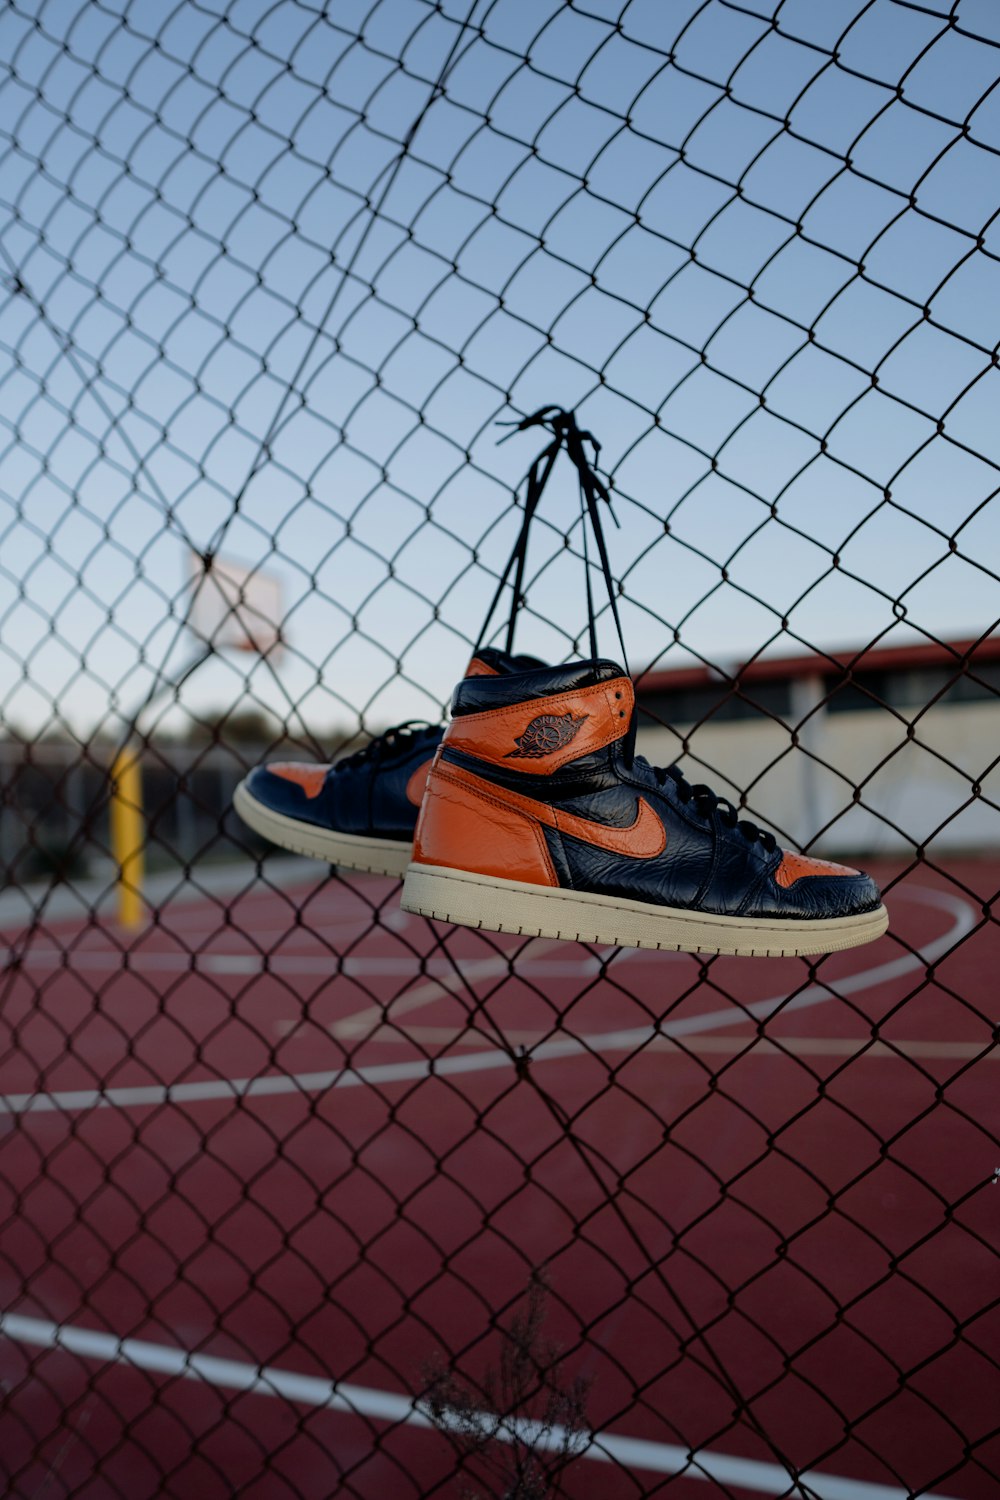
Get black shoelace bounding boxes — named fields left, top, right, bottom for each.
left=485, top=408, right=778, bottom=852
left=477, top=406, right=629, bottom=671
left=338, top=720, right=437, bottom=771
left=654, top=762, right=777, bottom=852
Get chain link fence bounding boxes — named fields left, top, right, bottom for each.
left=0, top=0, right=998, bottom=1496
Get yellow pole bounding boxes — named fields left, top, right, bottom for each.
left=110, top=743, right=145, bottom=929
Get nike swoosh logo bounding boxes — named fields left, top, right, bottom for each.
left=554, top=796, right=666, bottom=858
left=438, top=764, right=666, bottom=860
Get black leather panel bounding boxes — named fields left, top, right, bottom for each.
left=742, top=867, right=882, bottom=919
left=555, top=810, right=879, bottom=919
left=441, top=744, right=621, bottom=800
left=452, top=658, right=625, bottom=716
left=474, top=647, right=547, bottom=674
left=542, top=825, right=574, bottom=888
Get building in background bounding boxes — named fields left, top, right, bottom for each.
left=3, top=635, right=996, bottom=886
left=635, top=636, right=1000, bottom=857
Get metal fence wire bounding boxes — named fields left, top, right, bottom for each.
left=0, top=0, right=998, bottom=1496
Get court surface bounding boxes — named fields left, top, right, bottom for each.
left=0, top=857, right=997, bottom=1498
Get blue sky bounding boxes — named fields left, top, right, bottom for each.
left=0, top=0, right=998, bottom=738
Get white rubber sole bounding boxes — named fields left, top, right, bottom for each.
left=400, top=864, right=890, bottom=957
left=232, top=780, right=411, bottom=877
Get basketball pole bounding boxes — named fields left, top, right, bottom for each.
left=107, top=554, right=285, bottom=929
left=110, top=742, right=145, bottom=930
left=108, top=642, right=214, bottom=930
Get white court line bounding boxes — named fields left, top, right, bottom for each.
left=0, top=944, right=593, bottom=979
left=0, top=947, right=559, bottom=978
left=341, top=1027, right=998, bottom=1061
left=0, top=1312, right=963, bottom=1500
left=0, top=889, right=974, bottom=1117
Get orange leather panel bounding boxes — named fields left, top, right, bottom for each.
left=776, top=852, right=858, bottom=888
left=268, top=763, right=329, bottom=798
left=444, top=677, right=633, bottom=775
left=464, top=656, right=501, bottom=677
left=413, top=767, right=558, bottom=886
left=432, top=762, right=665, bottom=860
left=405, top=758, right=433, bottom=808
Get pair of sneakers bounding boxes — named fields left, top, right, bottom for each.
left=235, top=406, right=887, bottom=957
left=234, top=643, right=887, bottom=958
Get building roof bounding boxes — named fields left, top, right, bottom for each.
left=636, top=635, right=1000, bottom=693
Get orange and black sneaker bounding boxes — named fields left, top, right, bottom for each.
left=400, top=657, right=888, bottom=956
left=232, top=648, right=544, bottom=876
left=233, top=405, right=603, bottom=878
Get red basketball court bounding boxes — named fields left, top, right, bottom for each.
left=0, top=858, right=996, bottom=1497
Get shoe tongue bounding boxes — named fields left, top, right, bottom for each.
left=465, top=646, right=547, bottom=678
left=453, top=657, right=627, bottom=716
left=630, top=754, right=674, bottom=792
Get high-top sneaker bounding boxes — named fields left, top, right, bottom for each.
left=233, top=648, right=543, bottom=876
left=400, top=659, right=888, bottom=956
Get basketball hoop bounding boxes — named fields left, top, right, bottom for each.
left=189, top=552, right=284, bottom=659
